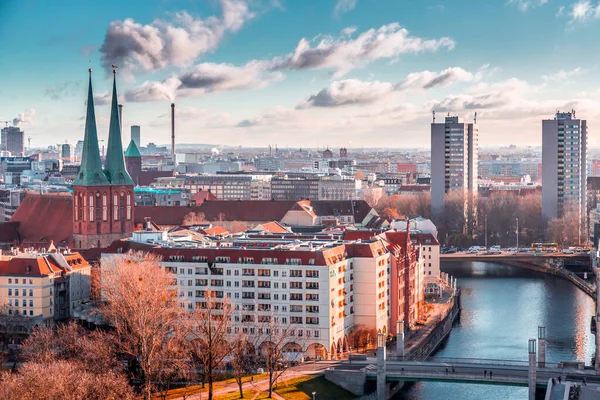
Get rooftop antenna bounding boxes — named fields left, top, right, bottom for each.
left=447, top=112, right=450, bottom=117
left=474, top=111, right=477, bottom=123
left=432, top=110, right=436, bottom=123
left=28, top=136, right=31, bottom=149
left=1, top=121, right=9, bottom=128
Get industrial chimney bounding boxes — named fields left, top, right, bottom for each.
left=171, top=103, right=175, bottom=156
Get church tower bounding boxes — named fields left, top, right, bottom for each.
left=72, top=68, right=134, bottom=249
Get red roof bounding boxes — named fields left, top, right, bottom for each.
left=191, top=190, right=218, bottom=203
left=203, top=226, right=229, bottom=236
left=255, top=221, right=289, bottom=233
left=0, top=252, right=89, bottom=277
left=10, top=194, right=73, bottom=246
left=0, top=222, right=20, bottom=243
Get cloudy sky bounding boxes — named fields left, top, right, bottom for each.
left=1, top=0, right=600, bottom=149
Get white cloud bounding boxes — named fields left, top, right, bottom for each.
left=298, top=67, right=475, bottom=109
left=298, top=79, right=395, bottom=108
left=178, top=61, right=283, bottom=93
left=568, top=0, right=600, bottom=23
left=125, top=77, right=182, bottom=102
left=334, top=0, right=358, bottom=16
left=507, top=0, right=548, bottom=12
left=124, top=61, right=283, bottom=102
left=270, top=23, right=455, bottom=77
left=237, top=106, right=296, bottom=127
left=12, top=109, right=36, bottom=126
left=541, top=67, right=583, bottom=82
left=150, top=106, right=235, bottom=128
left=396, top=67, right=475, bottom=90
left=99, top=0, right=254, bottom=75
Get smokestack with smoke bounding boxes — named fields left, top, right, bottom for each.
left=13, top=108, right=36, bottom=126
left=171, top=103, right=175, bottom=157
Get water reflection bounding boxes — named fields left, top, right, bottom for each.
left=396, top=261, right=595, bottom=400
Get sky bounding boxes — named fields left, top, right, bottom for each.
left=2, top=0, right=600, bottom=149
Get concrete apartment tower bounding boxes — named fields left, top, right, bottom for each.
left=542, top=111, right=587, bottom=240
left=131, top=125, right=141, bottom=148
left=430, top=114, right=478, bottom=233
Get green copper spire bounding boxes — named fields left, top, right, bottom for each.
left=73, top=70, right=110, bottom=187
left=124, top=139, right=141, bottom=157
left=104, top=69, right=134, bottom=186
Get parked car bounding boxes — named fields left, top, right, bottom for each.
left=487, top=248, right=502, bottom=254
left=507, top=247, right=517, bottom=252
left=562, top=249, right=574, bottom=254
left=468, top=247, right=479, bottom=254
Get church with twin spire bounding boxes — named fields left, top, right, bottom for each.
left=72, top=68, right=135, bottom=249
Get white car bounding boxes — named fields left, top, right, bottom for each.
left=507, top=247, right=517, bottom=252
left=562, top=249, right=574, bottom=254
left=467, top=247, right=479, bottom=254
left=488, top=248, right=502, bottom=254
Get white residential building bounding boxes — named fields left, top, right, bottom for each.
left=102, top=231, right=390, bottom=360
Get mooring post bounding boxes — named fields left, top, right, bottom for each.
left=396, top=320, right=405, bottom=358
left=538, top=326, right=546, bottom=368
left=528, top=338, right=537, bottom=400
left=377, top=333, right=386, bottom=400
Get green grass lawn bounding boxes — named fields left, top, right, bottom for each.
left=273, top=376, right=357, bottom=400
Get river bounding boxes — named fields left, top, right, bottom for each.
left=396, top=261, right=596, bottom=400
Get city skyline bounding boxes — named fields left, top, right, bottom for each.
left=2, top=0, right=600, bottom=148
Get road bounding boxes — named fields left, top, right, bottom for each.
left=181, top=361, right=340, bottom=400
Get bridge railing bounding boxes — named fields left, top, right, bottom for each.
left=387, top=356, right=560, bottom=369
left=379, top=370, right=530, bottom=384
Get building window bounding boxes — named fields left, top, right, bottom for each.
left=102, top=193, right=108, bottom=221
left=89, top=194, right=94, bottom=222
left=126, top=192, right=132, bottom=220
left=113, top=193, right=118, bottom=220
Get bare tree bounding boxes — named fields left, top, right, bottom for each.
left=253, top=316, right=301, bottom=398
left=547, top=204, right=582, bottom=246
left=183, top=212, right=207, bottom=225
left=100, top=252, right=186, bottom=400
left=186, top=290, right=234, bottom=400
left=349, top=324, right=377, bottom=353
left=21, top=322, right=117, bottom=374
left=230, top=331, right=258, bottom=399
left=0, top=360, right=135, bottom=400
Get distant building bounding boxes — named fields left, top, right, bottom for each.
left=542, top=111, right=587, bottom=239
left=339, top=148, right=348, bottom=158
left=1, top=156, right=33, bottom=185
left=74, top=140, right=84, bottom=160
left=61, top=143, right=71, bottom=161
left=131, top=125, right=141, bottom=148
left=430, top=115, right=478, bottom=233
left=1, top=126, right=24, bottom=155
left=272, top=176, right=319, bottom=200
left=255, top=157, right=281, bottom=171
left=322, top=148, right=333, bottom=158
left=396, top=163, right=417, bottom=174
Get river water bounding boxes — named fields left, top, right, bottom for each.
left=396, top=261, right=596, bottom=400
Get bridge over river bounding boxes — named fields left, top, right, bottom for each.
left=441, top=252, right=596, bottom=298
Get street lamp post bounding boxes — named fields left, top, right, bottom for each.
left=485, top=214, right=488, bottom=250
left=516, top=218, right=519, bottom=251
left=312, top=392, right=316, bottom=400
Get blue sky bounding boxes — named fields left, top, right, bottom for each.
left=1, top=0, right=600, bottom=148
